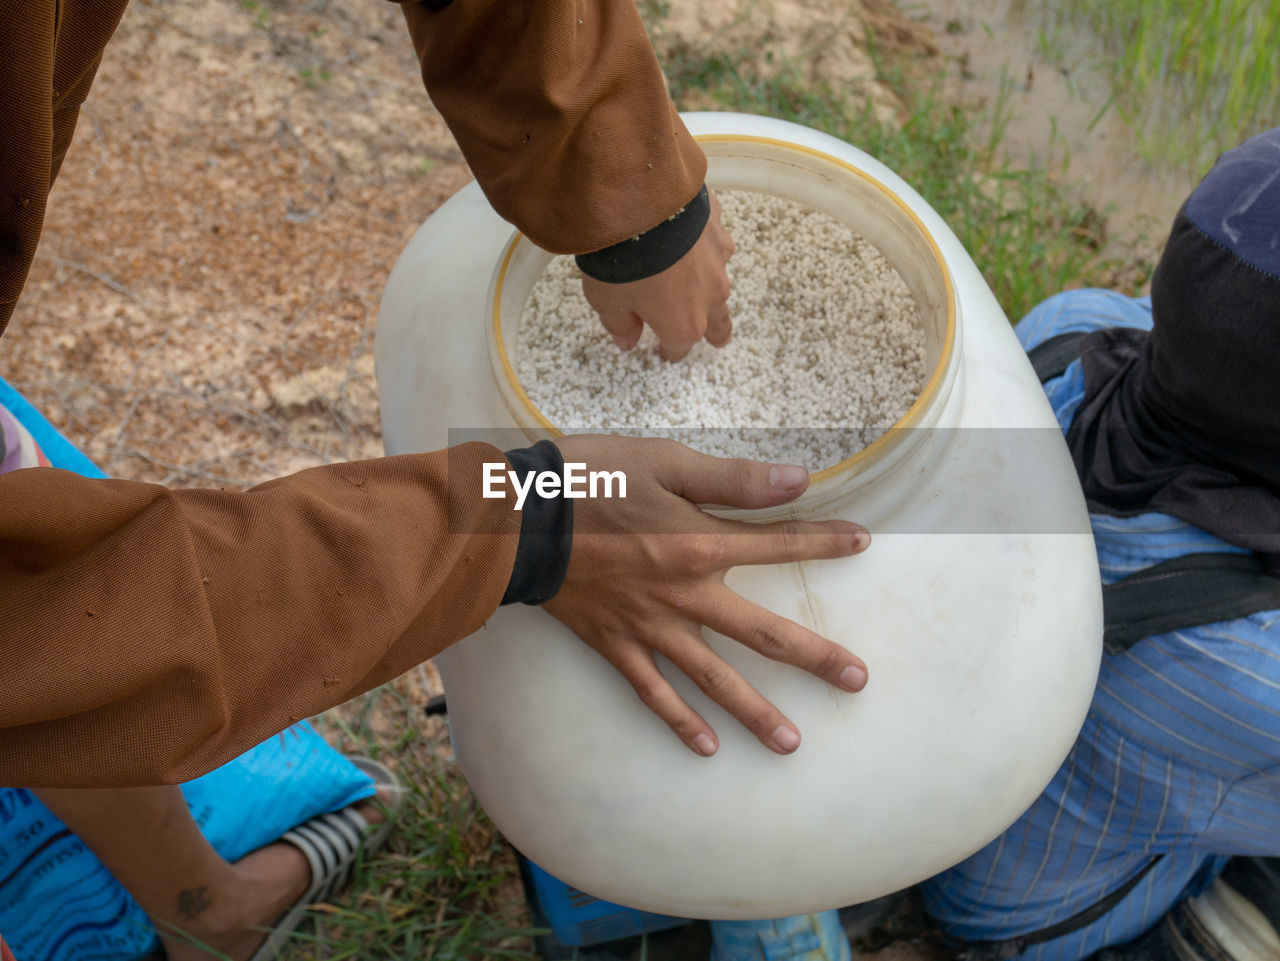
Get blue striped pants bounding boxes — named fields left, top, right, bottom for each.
left=918, top=536, right=1280, bottom=960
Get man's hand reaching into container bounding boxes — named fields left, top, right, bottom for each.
left=543, top=435, right=871, bottom=757
left=580, top=191, right=735, bottom=362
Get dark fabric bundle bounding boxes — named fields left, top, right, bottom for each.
left=1065, top=126, right=1280, bottom=553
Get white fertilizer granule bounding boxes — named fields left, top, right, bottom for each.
left=516, top=190, right=927, bottom=470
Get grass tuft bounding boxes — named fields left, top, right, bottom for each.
left=1048, top=0, right=1280, bottom=169
left=290, top=684, right=541, bottom=960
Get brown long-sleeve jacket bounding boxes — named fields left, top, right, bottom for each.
left=0, top=0, right=706, bottom=787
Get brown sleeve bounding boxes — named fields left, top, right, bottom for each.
left=0, top=0, right=130, bottom=337
left=0, top=442, right=520, bottom=788
left=397, top=0, right=707, bottom=254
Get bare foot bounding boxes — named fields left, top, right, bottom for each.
left=160, top=788, right=395, bottom=961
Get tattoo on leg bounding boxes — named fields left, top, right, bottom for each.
left=176, top=885, right=212, bottom=920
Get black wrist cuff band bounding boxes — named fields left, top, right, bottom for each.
left=574, top=184, right=710, bottom=284
left=499, top=439, right=574, bottom=606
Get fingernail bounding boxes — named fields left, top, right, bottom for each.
left=612, top=334, right=630, bottom=349
left=769, top=465, right=808, bottom=490
left=840, top=664, right=868, bottom=691
left=692, top=732, right=717, bottom=756
left=771, top=724, right=801, bottom=753
left=853, top=529, right=871, bottom=551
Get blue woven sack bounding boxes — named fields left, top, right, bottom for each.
left=0, top=725, right=374, bottom=961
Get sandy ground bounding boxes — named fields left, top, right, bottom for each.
left=0, top=0, right=923, bottom=492
left=3, top=0, right=471, bottom=486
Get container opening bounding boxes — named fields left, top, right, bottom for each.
left=488, top=134, right=957, bottom=488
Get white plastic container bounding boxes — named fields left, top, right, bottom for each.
left=375, top=113, right=1102, bottom=918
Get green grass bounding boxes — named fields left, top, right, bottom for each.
left=282, top=684, right=541, bottom=960
left=660, top=35, right=1145, bottom=323
left=297, top=67, right=333, bottom=90
left=1048, top=0, right=1280, bottom=168
left=239, top=0, right=270, bottom=30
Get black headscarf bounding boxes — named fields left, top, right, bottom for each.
left=1064, top=126, right=1280, bottom=554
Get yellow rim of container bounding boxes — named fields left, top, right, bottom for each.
left=491, top=133, right=958, bottom=485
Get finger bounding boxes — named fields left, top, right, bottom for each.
left=704, top=300, right=732, bottom=348
left=610, top=643, right=720, bottom=756
left=661, top=446, right=808, bottom=506
left=710, top=517, right=870, bottom=567
left=598, top=307, right=644, bottom=350
left=721, top=227, right=736, bottom=259
left=698, top=585, right=868, bottom=693
left=655, top=309, right=707, bottom=362
left=658, top=336, right=699, bottom=362
left=663, top=633, right=802, bottom=755
left=580, top=276, right=645, bottom=349
left=661, top=445, right=863, bottom=511
left=707, top=190, right=735, bottom=260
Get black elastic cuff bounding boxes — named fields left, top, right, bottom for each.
left=574, top=184, right=710, bottom=284
left=499, top=439, right=573, bottom=606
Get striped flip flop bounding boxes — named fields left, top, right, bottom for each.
left=247, top=757, right=403, bottom=961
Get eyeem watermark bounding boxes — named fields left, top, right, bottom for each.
left=483, top=462, right=627, bottom=510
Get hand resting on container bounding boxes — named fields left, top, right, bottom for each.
left=544, top=434, right=871, bottom=758
left=581, top=190, right=735, bottom=362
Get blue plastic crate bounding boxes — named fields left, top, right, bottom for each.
left=520, top=856, right=694, bottom=949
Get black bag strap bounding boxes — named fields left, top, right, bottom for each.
left=1027, top=331, right=1088, bottom=384
left=955, top=855, right=1164, bottom=961
left=1103, top=552, right=1280, bottom=654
